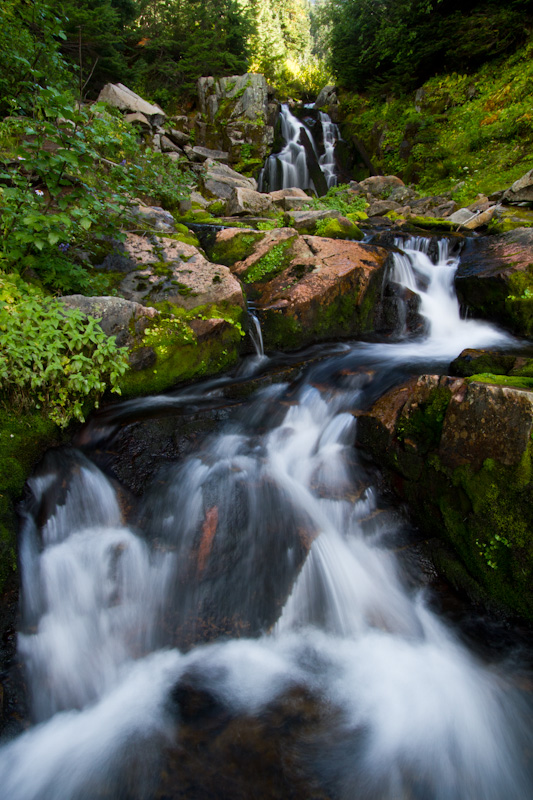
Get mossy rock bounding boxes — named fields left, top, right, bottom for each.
left=314, top=217, right=364, bottom=240
left=209, top=232, right=265, bottom=267
left=402, top=215, right=456, bottom=232
left=0, top=410, right=65, bottom=593
left=119, top=304, right=245, bottom=397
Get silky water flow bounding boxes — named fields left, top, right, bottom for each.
left=0, top=238, right=531, bottom=799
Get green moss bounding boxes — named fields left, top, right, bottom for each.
left=243, top=238, right=295, bottom=284
left=314, top=217, right=364, bottom=240
left=403, top=216, right=456, bottom=231
left=504, top=264, right=533, bottom=336
left=260, top=309, right=304, bottom=350
left=467, top=373, right=533, bottom=390
left=210, top=232, right=264, bottom=267
left=0, top=410, right=64, bottom=592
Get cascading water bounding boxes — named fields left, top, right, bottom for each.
left=318, top=111, right=341, bottom=189
left=0, top=238, right=531, bottom=799
left=258, top=104, right=339, bottom=193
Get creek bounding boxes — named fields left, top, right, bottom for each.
left=0, top=237, right=532, bottom=799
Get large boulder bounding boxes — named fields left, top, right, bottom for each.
left=503, top=168, right=533, bottom=204
left=196, top=74, right=275, bottom=166
left=96, top=233, right=246, bottom=312
left=357, top=374, right=533, bottom=619
left=226, top=187, right=273, bottom=216
left=97, top=83, right=165, bottom=126
left=231, top=233, right=391, bottom=349
left=200, top=159, right=258, bottom=200
left=455, top=227, right=533, bottom=336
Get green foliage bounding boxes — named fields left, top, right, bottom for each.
left=310, top=184, right=368, bottom=216
left=324, top=0, right=533, bottom=95
left=0, top=274, right=128, bottom=427
left=340, top=34, right=533, bottom=202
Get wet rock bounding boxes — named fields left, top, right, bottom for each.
left=357, top=374, right=533, bottom=619
left=455, top=227, right=533, bottom=335
left=247, top=236, right=391, bottom=349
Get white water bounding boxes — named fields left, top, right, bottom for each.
left=259, top=104, right=339, bottom=192
left=318, top=110, right=341, bottom=188
left=1, top=239, right=530, bottom=798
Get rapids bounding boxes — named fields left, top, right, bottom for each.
left=0, top=237, right=531, bottom=799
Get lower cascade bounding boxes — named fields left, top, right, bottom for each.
left=1, top=237, right=532, bottom=799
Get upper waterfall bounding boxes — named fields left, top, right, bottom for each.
left=258, top=104, right=340, bottom=193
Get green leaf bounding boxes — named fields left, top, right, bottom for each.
left=79, top=217, right=92, bottom=230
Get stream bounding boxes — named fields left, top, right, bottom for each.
left=0, top=237, right=532, bottom=798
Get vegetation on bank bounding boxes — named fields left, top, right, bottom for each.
left=337, top=33, right=533, bottom=204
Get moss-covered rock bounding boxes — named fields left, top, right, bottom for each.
left=209, top=229, right=265, bottom=266
left=314, top=217, right=364, bottom=240
left=0, top=411, right=65, bottom=593
left=357, top=374, right=533, bottom=619
left=455, top=227, right=533, bottom=336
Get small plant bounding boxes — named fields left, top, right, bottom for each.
left=476, top=534, right=511, bottom=570
left=243, top=240, right=294, bottom=283
left=0, top=274, right=128, bottom=427
left=310, top=185, right=368, bottom=217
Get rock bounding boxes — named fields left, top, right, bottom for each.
left=283, top=209, right=340, bottom=233
left=281, top=196, right=314, bottom=211
left=503, top=168, right=533, bottom=204
left=97, top=83, right=165, bottom=126
left=223, top=227, right=298, bottom=276
left=356, top=374, right=533, bottom=619
left=241, top=235, right=391, bottom=349
left=455, top=227, right=533, bottom=335
left=268, top=188, right=310, bottom=204
left=430, top=200, right=458, bottom=217
left=359, top=175, right=405, bottom=198
left=311, top=217, right=363, bottom=240
left=58, top=295, right=159, bottom=351
left=123, top=112, right=152, bottom=132
left=166, top=128, right=190, bottom=147
left=387, top=186, right=418, bottom=205
left=196, top=74, right=274, bottom=166
left=160, top=135, right=184, bottom=154
left=448, top=207, right=496, bottom=229
left=189, top=146, right=230, bottom=163
left=367, top=199, right=401, bottom=217
left=201, top=159, right=258, bottom=200
left=226, top=187, right=273, bottom=216
left=190, top=191, right=210, bottom=209
left=132, top=204, right=176, bottom=231
left=97, top=233, right=246, bottom=312
left=314, top=85, right=338, bottom=108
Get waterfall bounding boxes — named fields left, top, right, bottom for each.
left=258, top=104, right=339, bottom=193
left=318, top=111, right=341, bottom=189
left=0, top=239, right=530, bottom=799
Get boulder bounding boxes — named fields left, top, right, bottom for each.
left=131, top=204, right=176, bottom=231
left=283, top=209, right=341, bottom=233
left=226, top=187, right=273, bottom=216
left=59, top=295, right=158, bottom=351
left=455, top=227, right=533, bottom=336
left=359, top=175, right=405, bottom=198
left=448, top=206, right=496, bottom=229
left=123, top=112, right=152, bottom=132
left=268, top=188, right=310, bottom=204
left=314, top=85, right=338, bottom=109
left=160, top=135, right=184, bottom=155
left=189, top=146, right=230, bottom=163
left=282, top=196, right=314, bottom=211
left=356, top=374, right=533, bottom=619
left=367, top=199, right=401, bottom=217
left=166, top=128, right=190, bottom=147
left=97, top=83, right=165, bottom=126
left=503, top=168, right=533, bottom=204
left=201, top=159, right=258, bottom=200
left=237, top=234, right=391, bottom=349
left=96, top=233, right=246, bottom=312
